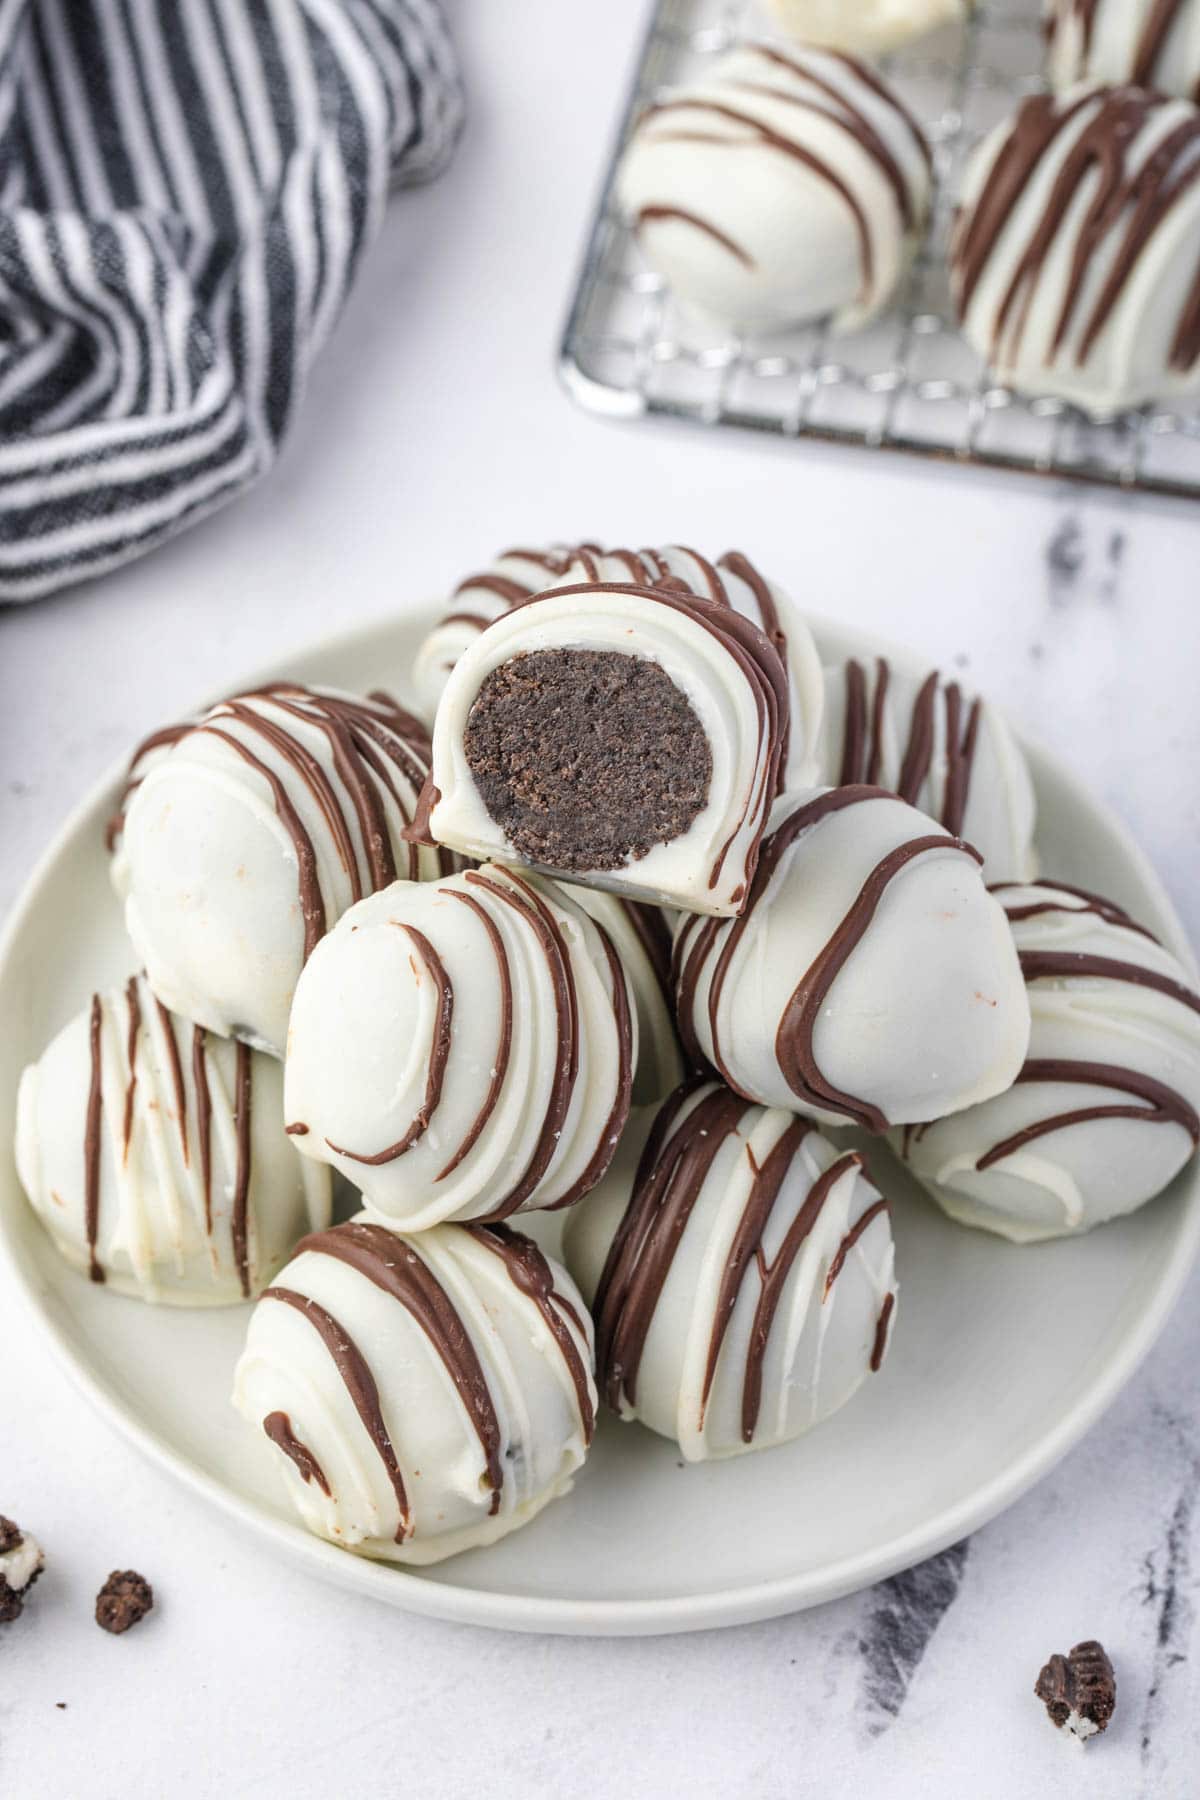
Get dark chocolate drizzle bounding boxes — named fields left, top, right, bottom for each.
left=232, top=1042, right=253, bottom=1299
left=838, top=658, right=983, bottom=839
left=634, top=45, right=930, bottom=304
left=108, top=688, right=438, bottom=955
left=263, top=1411, right=331, bottom=1496
left=262, top=1283, right=412, bottom=1540
left=121, top=977, right=141, bottom=1161
left=1048, top=0, right=1200, bottom=103
left=324, top=925, right=454, bottom=1166
left=295, top=1221, right=506, bottom=1515
left=954, top=86, right=1200, bottom=374
left=675, top=788, right=979, bottom=1130
left=473, top=1222, right=596, bottom=1444
left=593, top=1084, right=889, bottom=1442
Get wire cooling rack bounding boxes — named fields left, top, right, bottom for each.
left=559, top=0, right=1200, bottom=500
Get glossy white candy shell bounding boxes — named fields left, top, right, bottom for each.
left=768, top=0, right=969, bottom=53
left=1045, top=0, right=1200, bottom=103
left=1, top=606, right=1197, bottom=1635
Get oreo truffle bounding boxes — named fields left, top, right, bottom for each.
left=617, top=43, right=932, bottom=331
left=817, top=654, right=1038, bottom=883
left=565, top=887, right=686, bottom=1105
left=15, top=975, right=331, bottom=1303
left=673, top=787, right=1030, bottom=1130
left=233, top=1216, right=596, bottom=1565
left=283, top=864, right=634, bottom=1228
left=412, top=580, right=790, bottom=916
left=898, top=881, right=1200, bottom=1240
left=768, top=0, right=970, bottom=52
left=565, top=1080, right=896, bottom=1460
left=1046, top=1, right=1200, bottom=103
left=111, top=685, right=453, bottom=1055
left=952, top=85, right=1200, bottom=413
left=412, top=545, right=573, bottom=721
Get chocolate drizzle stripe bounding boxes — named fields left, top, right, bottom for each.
left=84, top=993, right=104, bottom=1284
left=203, top=725, right=326, bottom=960
left=437, top=889, right=514, bottom=1182
left=465, top=870, right=579, bottom=1219
left=1019, top=950, right=1200, bottom=1015
left=220, top=700, right=363, bottom=901
left=454, top=572, right=540, bottom=606
left=701, top=1114, right=811, bottom=1421
left=976, top=1058, right=1200, bottom=1168
left=232, top=1043, right=252, bottom=1298
left=263, top=1410, right=331, bottom=1496
left=823, top=1196, right=890, bottom=1297
left=593, top=1085, right=748, bottom=1412
left=543, top=926, right=634, bottom=1212
left=742, top=1150, right=865, bottom=1442
left=153, top=996, right=189, bottom=1164
left=992, top=879, right=1161, bottom=942
left=192, top=1025, right=213, bottom=1235
left=473, top=1222, right=596, bottom=1445
left=642, top=93, right=877, bottom=294
left=325, top=925, right=454, bottom=1166
left=296, top=1223, right=505, bottom=1512
left=635, top=205, right=754, bottom=266
left=261, top=1285, right=411, bottom=1540
left=870, top=1290, right=896, bottom=1373
left=121, top=976, right=141, bottom=1161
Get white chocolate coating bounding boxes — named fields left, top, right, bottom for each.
left=817, top=655, right=1038, bottom=883
left=953, top=85, right=1200, bottom=414
left=283, top=865, right=635, bottom=1228
left=0, top=1530, right=45, bottom=1595
left=564, top=1082, right=896, bottom=1461
left=769, top=0, right=970, bottom=52
left=233, top=1216, right=596, bottom=1565
left=564, top=887, right=685, bottom=1104
left=617, top=44, right=932, bottom=331
left=15, top=976, right=330, bottom=1305
left=412, top=546, right=573, bottom=722
left=898, top=882, right=1200, bottom=1240
left=673, top=787, right=1030, bottom=1129
left=111, top=686, right=451, bottom=1056
left=560, top=544, right=825, bottom=790
left=420, top=583, right=790, bottom=916
left=1045, top=0, right=1200, bottom=104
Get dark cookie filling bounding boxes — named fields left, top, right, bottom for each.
left=463, top=649, right=712, bottom=871
left=95, top=1570, right=154, bottom=1635
left=0, top=1516, right=22, bottom=1554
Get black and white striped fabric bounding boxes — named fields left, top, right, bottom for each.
left=0, top=0, right=462, bottom=601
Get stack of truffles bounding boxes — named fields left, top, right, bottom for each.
left=616, top=5, right=1200, bottom=414
left=16, top=546, right=1200, bottom=1565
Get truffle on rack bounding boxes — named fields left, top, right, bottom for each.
left=952, top=85, right=1200, bottom=413
left=672, top=786, right=1030, bottom=1130
left=15, top=976, right=331, bottom=1303
left=898, top=881, right=1200, bottom=1240
left=616, top=43, right=932, bottom=331
left=409, top=579, right=791, bottom=916
left=768, top=0, right=971, bottom=53
left=233, top=1216, right=596, bottom=1565
left=564, top=1080, right=897, bottom=1460
left=1045, top=1, right=1200, bottom=104
left=111, top=685, right=453, bottom=1055
left=283, top=864, right=635, bottom=1228
left=817, top=653, right=1037, bottom=882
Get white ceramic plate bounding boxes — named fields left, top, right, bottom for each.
left=3, top=608, right=1198, bottom=1637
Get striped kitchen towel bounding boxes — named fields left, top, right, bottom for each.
left=0, top=0, right=462, bottom=602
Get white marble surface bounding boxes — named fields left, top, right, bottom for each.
left=2, top=3, right=1200, bottom=1796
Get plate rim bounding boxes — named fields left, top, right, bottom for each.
left=3, top=602, right=1198, bottom=1637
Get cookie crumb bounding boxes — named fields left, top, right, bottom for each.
left=95, top=1570, right=154, bottom=1635
left=0, top=1518, right=45, bottom=1624
left=1035, top=1639, right=1116, bottom=1742
left=55, top=1703, right=67, bottom=1711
